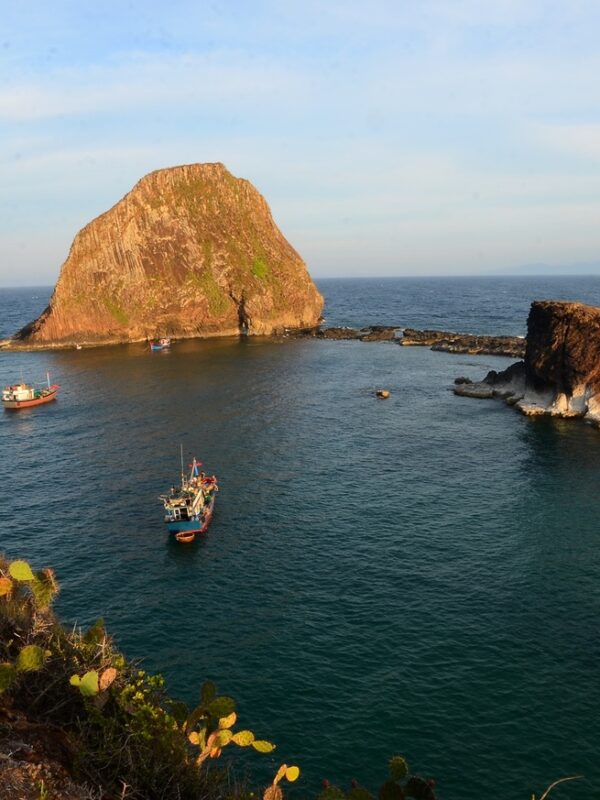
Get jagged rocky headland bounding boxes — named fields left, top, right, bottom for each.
left=455, top=300, right=600, bottom=425
left=7, top=163, right=323, bottom=348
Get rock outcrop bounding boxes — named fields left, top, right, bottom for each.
left=314, top=327, right=364, bottom=340
left=11, top=163, right=323, bottom=347
left=359, top=326, right=398, bottom=342
left=401, top=328, right=525, bottom=358
left=454, top=301, right=600, bottom=425
left=300, top=326, right=399, bottom=341
left=300, top=325, right=523, bottom=355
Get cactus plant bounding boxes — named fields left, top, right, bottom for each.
left=0, top=560, right=54, bottom=693
left=70, top=666, right=120, bottom=698
left=186, top=681, right=276, bottom=765
left=379, top=781, right=404, bottom=800
left=348, top=787, right=373, bottom=800
left=8, top=560, right=35, bottom=581
left=318, top=755, right=435, bottom=800
left=70, top=670, right=100, bottom=697
left=389, top=757, right=409, bottom=782
left=263, top=763, right=301, bottom=800
left=16, top=644, right=45, bottom=672
left=2, top=559, right=58, bottom=610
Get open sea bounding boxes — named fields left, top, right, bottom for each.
left=2, top=276, right=600, bottom=799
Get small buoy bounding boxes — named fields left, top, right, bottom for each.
left=376, top=389, right=390, bottom=399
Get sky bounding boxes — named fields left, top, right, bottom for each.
left=1, top=0, right=600, bottom=284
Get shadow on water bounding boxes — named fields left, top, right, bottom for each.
left=164, top=529, right=212, bottom=559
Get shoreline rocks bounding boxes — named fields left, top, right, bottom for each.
left=301, top=325, right=525, bottom=357
left=302, top=325, right=399, bottom=341
left=401, top=328, right=525, bottom=358
left=454, top=301, right=600, bottom=426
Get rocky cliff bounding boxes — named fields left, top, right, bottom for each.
left=12, top=163, right=323, bottom=347
left=454, top=300, right=600, bottom=425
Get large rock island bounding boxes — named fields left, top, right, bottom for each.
left=11, top=163, right=323, bottom=347
left=455, top=300, right=600, bottom=426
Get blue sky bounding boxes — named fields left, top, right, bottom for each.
left=1, top=1, right=600, bottom=284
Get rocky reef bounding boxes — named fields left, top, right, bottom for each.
left=301, top=325, right=524, bottom=356
left=454, top=300, right=600, bottom=425
left=401, top=328, right=525, bottom=357
left=312, top=326, right=398, bottom=341
left=10, top=163, right=323, bottom=348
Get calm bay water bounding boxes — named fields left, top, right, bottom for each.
left=2, top=277, right=600, bottom=799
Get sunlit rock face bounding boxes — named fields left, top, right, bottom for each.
left=15, top=163, right=323, bottom=347
left=454, top=301, right=600, bottom=426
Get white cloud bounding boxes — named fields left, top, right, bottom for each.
left=0, top=51, right=308, bottom=122
left=3, top=2, right=600, bottom=280
left=0, top=144, right=160, bottom=175
left=532, top=123, right=600, bottom=162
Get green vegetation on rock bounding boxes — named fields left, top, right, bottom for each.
left=252, top=257, right=270, bottom=280
left=188, top=268, right=230, bottom=316
left=102, top=297, right=130, bottom=327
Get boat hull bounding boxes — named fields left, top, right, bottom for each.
left=167, top=499, right=215, bottom=542
left=150, top=340, right=171, bottom=351
left=2, top=389, right=58, bottom=410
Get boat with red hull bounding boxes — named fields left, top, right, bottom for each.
left=2, top=377, right=59, bottom=410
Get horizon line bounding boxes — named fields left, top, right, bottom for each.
left=2, top=272, right=600, bottom=290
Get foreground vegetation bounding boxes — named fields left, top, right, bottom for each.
left=0, top=557, right=579, bottom=799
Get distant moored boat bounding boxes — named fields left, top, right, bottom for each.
left=149, top=338, right=171, bottom=351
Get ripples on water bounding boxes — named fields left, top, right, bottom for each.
left=1, top=278, right=600, bottom=799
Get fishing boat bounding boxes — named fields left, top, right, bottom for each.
left=160, top=451, right=218, bottom=543
left=2, top=374, right=59, bottom=410
left=149, top=338, right=171, bottom=351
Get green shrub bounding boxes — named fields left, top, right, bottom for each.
left=0, top=556, right=261, bottom=799
left=251, top=257, right=269, bottom=280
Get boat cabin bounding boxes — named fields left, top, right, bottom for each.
left=2, top=384, right=36, bottom=402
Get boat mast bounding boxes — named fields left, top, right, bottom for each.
left=180, top=443, right=185, bottom=488
left=46, top=371, right=50, bottom=389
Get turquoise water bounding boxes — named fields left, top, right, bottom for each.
left=2, top=278, right=600, bottom=798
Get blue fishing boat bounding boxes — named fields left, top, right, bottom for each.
left=149, top=338, right=171, bottom=351
left=160, top=451, right=218, bottom=543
